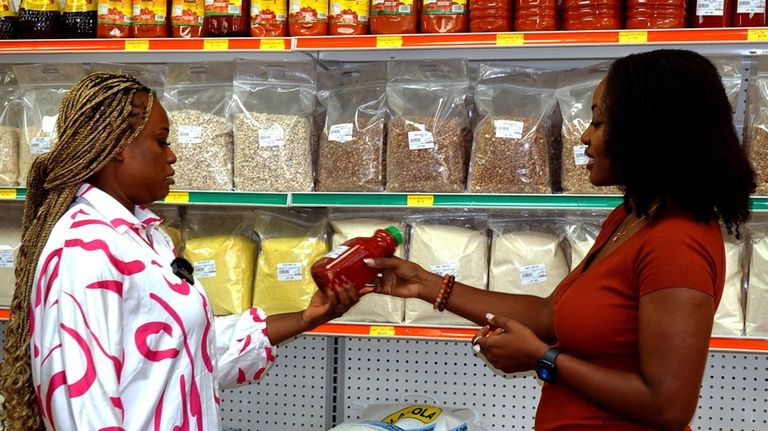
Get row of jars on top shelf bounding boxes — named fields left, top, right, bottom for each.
left=0, top=0, right=765, bottom=40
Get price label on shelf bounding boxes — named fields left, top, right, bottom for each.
left=496, top=33, right=525, bottom=46
left=260, top=39, right=287, bottom=50
left=748, top=29, right=768, bottom=41
left=125, top=40, right=150, bottom=51
left=0, top=189, right=17, bottom=200
left=369, top=326, right=396, bottom=336
left=203, top=39, right=229, bottom=51
left=407, top=195, right=435, bottom=207
left=618, top=31, right=648, bottom=44
left=164, top=192, right=190, bottom=203
left=376, top=36, right=403, bottom=48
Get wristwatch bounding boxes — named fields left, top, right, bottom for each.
left=536, top=347, right=561, bottom=383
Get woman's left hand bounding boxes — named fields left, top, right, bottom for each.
left=472, top=313, right=550, bottom=374
left=302, top=277, right=374, bottom=328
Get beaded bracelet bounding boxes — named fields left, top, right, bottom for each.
left=433, top=274, right=456, bottom=312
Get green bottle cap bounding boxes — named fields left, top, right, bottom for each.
left=385, top=225, right=403, bottom=245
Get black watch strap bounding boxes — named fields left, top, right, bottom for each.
left=536, top=347, right=561, bottom=383
left=541, top=347, right=560, bottom=365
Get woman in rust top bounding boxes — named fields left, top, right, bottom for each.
left=366, top=49, right=756, bottom=430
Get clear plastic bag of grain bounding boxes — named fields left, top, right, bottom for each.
left=163, top=62, right=234, bottom=191
left=563, top=210, right=605, bottom=270
left=746, top=60, right=768, bottom=196
left=468, top=64, right=557, bottom=194
left=0, top=204, right=22, bottom=306
left=712, top=227, right=745, bottom=337
left=14, top=64, right=86, bottom=186
left=746, top=220, right=768, bottom=336
left=708, top=55, right=743, bottom=113
left=555, top=62, right=611, bottom=195
left=316, top=63, right=387, bottom=192
left=233, top=60, right=315, bottom=192
left=386, top=59, right=470, bottom=193
left=0, top=66, right=20, bottom=187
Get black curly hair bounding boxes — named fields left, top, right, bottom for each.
left=602, top=49, right=756, bottom=237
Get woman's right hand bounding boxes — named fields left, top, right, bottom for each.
left=364, top=257, right=433, bottom=299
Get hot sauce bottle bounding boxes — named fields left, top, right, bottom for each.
left=311, top=226, right=403, bottom=291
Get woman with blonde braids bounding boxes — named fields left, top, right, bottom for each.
left=0, top=72, right=368, bottom=430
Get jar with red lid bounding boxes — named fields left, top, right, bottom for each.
left=250, top=0, right=287, bottom=35
left=692, top=0, right=733, bottom=27
left=204, top=0, right=250, bottom=36
left=133, top=0, right=170, bottom=37
left=172, top=0, right=204, bottom=37
left=18, top=0, right=62, bottom=38
left=469, top=0, right=511, bottom=32
left=288, top=0, right=328, bottom=35
left=329, top=0, right=368, bottom=34
left=421, top=0, right=468, bottom=32
left=515, top=0, right=557, bottom=30
left=370, top=0, right=418, bottom=33
left=626, top=0, right=685, bottom=28
left=562, top=0, right=621, bottom=30
left=0, top=0, right=19, bottom=39
left=733, top=0, right=765, bottom=26
left=97, top=0, right=132, bottom=37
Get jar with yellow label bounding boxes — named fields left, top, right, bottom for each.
left=0, top=0, right=19, bottom=39
left=18, top=0, right=62, bottom=38
left=97, top=0, right=133, bottom=37
left=63, top=0, right=97, bottom=38
left=172, top=0, right=204, bottom=37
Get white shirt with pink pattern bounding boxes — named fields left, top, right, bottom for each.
left=30, top=184, right=276, bottom=431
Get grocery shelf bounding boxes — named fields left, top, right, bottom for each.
left=0, top=37, right=291, bottom=53
left=160, top=190, right=289, bottom=206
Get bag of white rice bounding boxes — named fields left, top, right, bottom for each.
left=712, top=237, right=744, bottom=337
left=563, top=212, right=604, bottom=271
left=0, top=204, right=22, bottom=306
left=746, top=224, right=768, bottom=336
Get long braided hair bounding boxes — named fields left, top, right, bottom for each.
left=0, top=72, right=154, bottom=430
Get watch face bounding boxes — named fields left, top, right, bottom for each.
left=536, top=361, right=556, bottom=383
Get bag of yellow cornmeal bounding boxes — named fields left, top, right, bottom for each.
left=253, top=236, right=328, bottom=315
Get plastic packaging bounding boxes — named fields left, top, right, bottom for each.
left=562, top=0, right=621, bottom=30
left=712, top=231, right=745, bottom=336
left=0, top=66, right=19, bottom=187
left=172, top=0, right=204, bottom=37
left=468, top=64, right=557, bottom=194
left=469, top=0, right=510, bottom=32
left=692, top=0, right=732, bottom=27
left=746, top=57, right=768, bottom=196
left=62, top=0, right=97, bottom=37
left=250, top=0, right=287, bottom=35
left=515, top=0, right=557, bottom=30
left=746, top=221, right=768, bottom=336
left=232, top=59, right=316, bottom=192
left=97, top=0, right=132, bottom=37
left=316, top=63, right=387, bottom=192
left=204, top=0, right=249, bottom=36
left=386, top=59, right=471, bottom=193
left=329, top=0, right=369, bottom=34
left=420, top=0, right=467, bottom=32
left=626, top=0, right=686, bottom=28
left=133, top=0, right=169, bottom=37
left=163, top=62, right=234, bottom=191
left=369, top=0, right=417, bottom=34
left=18, top=0, right=62, bottom=38
left=563, top=211, right=605, bottom=270
left=312, top=225, right=402, bottom=292
left=0, top=204, right=22, bottom=306
left=0, top=0, right=19, bottom=39
left=733, top=0, right=765, bottom=27
left=288, top=0, right=328, bottom=35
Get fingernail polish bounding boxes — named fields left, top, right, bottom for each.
left=486, top=313, right=495, bottom=321
left=363, top=258, right=374, bottom=265
left=472, top=344, right=481, bottom=354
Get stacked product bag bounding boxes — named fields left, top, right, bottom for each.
left=563, top=211, right=604, bottom=270
left=488, top=215, right=570, bottom=298
left=316, top=62, right=388, bottom=192
left=746, top=221, right=768, bottom=336
left=329, top=210, right=406, bottom=324
left=233, top=59, right=316, bottom=192
left=708, top=55, right=743, bottom=112
left=14, top=63, right=86, bottom=186
left=712, top=230, right=746, bottom=336
left=467, top=64, right=557, bottom=194
left=148, top=204, right=182, bottom=252
left=386, top=59, right=471, bottom=193
left=0, top=204, right=21, bottom=306
left=183, top=208, right=258, bottom=316
left=163, top=61, right=235, bottom=191
left=405, top=213, right=488, bottom=326
left=252, top=208, right=328, bottom=315
left=330, top=403, right=481, bottom=431
left=0, top=66, right=19, bottom=187
left=747, top=57, right=768, bottom=196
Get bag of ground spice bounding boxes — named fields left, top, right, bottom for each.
left=468, top=64, right=557, bottom=194
left=0, top=66, right=20, bottom=187
left=163, top=62, right=234, bottom=191
left=386, top=59, right=470, bottom=193
left=316, top=62, right=387, bottom=192
left=233, top=59, right=316, bottom=192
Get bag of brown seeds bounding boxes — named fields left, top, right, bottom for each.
left=0, top=66, right=19, bottom=187
left=747, top=58, right=768, bottom=196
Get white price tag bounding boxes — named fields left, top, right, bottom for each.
left=277, top=262, right=303, bottom=281
left=258, top=125, right=285, bottom=147
left=30, top=137, right=52, bottom=155
left=696, top=0, right=725, bottom=15
left=519, top=263, right=547, bottom=286
left=0, top=248, right=14, bottom=268
left=573, top=145, right=590, bottom=166
left=42, top=115, right=58, bottom=134
left=193, top=260, right=217, bottom=279
left=430, top=263, right=458, bottom=277
left=324, top=245, right=350, bottom=259
left=177, top=125, right=203, bottom=144
left=737, top=0, right=764, bottom=13
left=494, top=120, right=524, bottom=139
left=328, top=123, right=354, bottom=143
left=408, top=131, right=435, bottom=150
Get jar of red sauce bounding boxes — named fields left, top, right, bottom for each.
left=515, top=0, right=557, bottom=30
left=370, top=0, right=417, bottom=33
left=733, top=0, right=765, bottom=26
left=204, top=0, right=249, bottom=36
left=133, top=0, right=169, bottom=37
left=562, top=0, right=621, bottom=30
left=626, top=0, right=685, bottom=28
left=288, top=0, right=328, bottom=35
left=97, top=0, right=132, bottom=37
left=329, top=0, right=368, bottom=34
left=691, top=0, right=733, bottom=27
left=250, top=0, right=287, bottom=35
left=469, top=0, right=511, bottom=32
left=172, top=0, right=204, bottom=37
left=420, top=0, right=467, bottom=32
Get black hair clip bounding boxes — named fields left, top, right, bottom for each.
left=171, top=257, right=195, bottom=285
